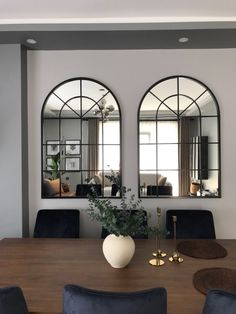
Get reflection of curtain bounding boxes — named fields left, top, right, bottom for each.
left=88, top=119, right=99, bottom=178
left=179, top=117, right=191, bottom=196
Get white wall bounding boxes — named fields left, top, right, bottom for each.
left=28, top=49, right=236, bottom=239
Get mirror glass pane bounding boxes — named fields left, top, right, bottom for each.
left=138, top=76, right=221, bottom=198
left=42, top=78, right=121, bottom=198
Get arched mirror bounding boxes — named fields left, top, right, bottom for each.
left=42, top=78, right=121, bottom=198
left=138, top=75, right=221, bottom=198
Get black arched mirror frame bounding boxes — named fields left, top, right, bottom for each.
left=41, top=77, right=122, bottom=198
left=138, top=75, right=221, bottom=198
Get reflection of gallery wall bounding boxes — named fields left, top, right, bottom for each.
left=44, top=119, right=89, bottom=190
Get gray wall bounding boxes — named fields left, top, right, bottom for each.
left=27, top=49, right=236, bottom=239
left=0, top=44, right=28, bottom=237
left=1, top=46, right=235, bottom=240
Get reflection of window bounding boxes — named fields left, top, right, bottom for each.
left=98, top=121, right=120, bottom=171
left=140, top=121, right=178, bottom=196
left=140, top=132, right=150, bottom=143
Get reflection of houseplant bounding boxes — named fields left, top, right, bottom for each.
left=48, top=152, right=60, bottom=180
left=105, top=170, right=121, bottom=197
left=87, top=186, right=148, bottom=268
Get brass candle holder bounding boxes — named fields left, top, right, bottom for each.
left=149, top=207, right=166, bottom=267
left=169, top=215, right=183, bottom=263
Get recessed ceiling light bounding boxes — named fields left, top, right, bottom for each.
left=26, top=38, right=37, bottom=45
left=178, top=37, right=189, bottom=43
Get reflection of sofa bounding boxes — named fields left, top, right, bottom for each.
left=87, top=171, right=120, bottom=197
left=140, top=173, right=172, bottom=196
left=42, top=179, right=75, bottom=197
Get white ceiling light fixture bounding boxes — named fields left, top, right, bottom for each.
left=178, top=37, right=189, bottom=43
left=26, top=38, right=37, bottom=44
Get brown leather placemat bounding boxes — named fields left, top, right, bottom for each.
left=193, top=268, right=236, bottom=295
left=177, top=240, right=227, bottom=259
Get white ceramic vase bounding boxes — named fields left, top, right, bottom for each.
left=102, top=234, right=135, bottom=268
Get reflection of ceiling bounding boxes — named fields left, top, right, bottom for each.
left=140, top=77, right=217, bottom=118
left=43, top=79, right=119, bottom=118
left=44, top=103, right=120, bottom=118
left=44, top=108, right=120, bottom=119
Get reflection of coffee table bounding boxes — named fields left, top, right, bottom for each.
left=76, top=184, right=101, bottom=197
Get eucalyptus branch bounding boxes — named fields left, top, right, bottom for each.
left=87, top=185, right=151, bottom=237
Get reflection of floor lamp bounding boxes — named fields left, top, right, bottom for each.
left=149, top=208, right=166, bottom=267
left=169, top=216, right=183, bottom=263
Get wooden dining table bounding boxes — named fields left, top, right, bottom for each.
left=0, top=238, right=235, bottom=314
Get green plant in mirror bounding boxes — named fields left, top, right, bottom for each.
left=47, top=152, right=60, bottom=180
left=105, top=170, right=121, bottom=190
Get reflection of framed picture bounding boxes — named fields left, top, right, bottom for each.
left=46, top=157, right=53, bottom=170
left=46, top=140, right=60, bottom=155
left=65, top=157, right=80, bottom=171
left=66, top=140, right=80, bottom=155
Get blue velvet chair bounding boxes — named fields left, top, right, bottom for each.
left=203, top=290, right=236, bottom=314
left=63, top=284, right=167, bottom=314
left=166, top=209, right=216, bottom=239
left=101, top=209, right=148, bottom=239
left=0, top=286, right=29, bottom=314
left=33, top=209, right=80, bottom=238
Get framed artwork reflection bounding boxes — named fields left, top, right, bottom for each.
left=46, top=140, right=60, bottom=155
left=46, top=157, right=53, bottom=170
left=65, top=157, right=80, bottom=171
left=66, top=140, right=80, bottom=155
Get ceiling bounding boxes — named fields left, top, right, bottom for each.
left=1, top=0, right=236, bottom=50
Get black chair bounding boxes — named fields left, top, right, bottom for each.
left=0, top=286, right=29, bottom=314
left=101, top=209, right=148, bottom=239
left=166, top=209, right=216, bottom=239
left=63, top=284, right=167, bottom=314
left=203, top=290, right=236, bottom=314
left=33, top=209, right=80, bottom=238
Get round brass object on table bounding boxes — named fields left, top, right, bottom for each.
left=152, top=249, right=167, bottom=258
left=169, top=251, right=184, bottom=263
left=149, top=258, right=165, bottom=266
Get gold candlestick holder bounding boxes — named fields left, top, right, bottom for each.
left=169, top=215, right=183, bottom=263
left=149, top=207, right=166, bottom=267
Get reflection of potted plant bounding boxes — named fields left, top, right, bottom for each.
left=48, top=152, right=60, bottom=180
left=105, top=170, right=121, bottom=196
left=190, top=181, right=201, bottom=195
left=87, top=186, right=148, bottom=268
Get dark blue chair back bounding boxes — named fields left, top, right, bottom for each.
left=63, top=284, right=167, bottom=314
left=166, top=209, right=216, bottom=239
left=33, top=209, right=80, bottom=238
left=101, top=209, right=148, bottom=239
left=203, top=290, right=236, bottom=314
left=0, top=286, right=28, bottom=314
